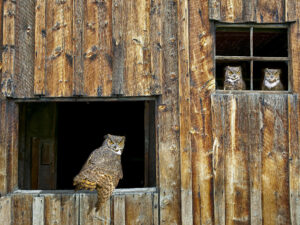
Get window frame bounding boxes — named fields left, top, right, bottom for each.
left=214, top=23, right=291, bottom=92
left=16, top=97, right=158, bottom=193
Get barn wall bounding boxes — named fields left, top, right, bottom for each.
left=0, top=0, right=300, bottom=225
left=0, top=190, right=158, bottom=225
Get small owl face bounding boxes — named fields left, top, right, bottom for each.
left=225, top=66, right=242, bottom=82
left=264, top=68, right=281, bottom=83
left=104, top=134, right=125, bottom=155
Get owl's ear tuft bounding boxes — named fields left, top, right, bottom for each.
left=104, top=134, right=111, bottom=139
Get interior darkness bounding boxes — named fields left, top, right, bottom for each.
left=216, top=27, right=250, bottom=56
left=253, top=61, right=288, bottom=90
left=253, top=28, right=288, bottom=57
left=56, top=101, right=152, bottom=189
left=216, top=61, right=250, bottom=90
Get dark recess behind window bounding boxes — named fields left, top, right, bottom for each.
left=57, top=102, right=146, bottom=189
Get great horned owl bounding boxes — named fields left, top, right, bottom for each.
left=224, top=66, right=246, bottom=90
left=261, top=68, right=284, bottom=91
left=73, top=134, right=125, bottom=210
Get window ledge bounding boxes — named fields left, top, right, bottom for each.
left=11, top=187, right=157, bottom=196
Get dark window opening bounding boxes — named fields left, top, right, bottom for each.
left=18, top=101, right=156, bottom=190
left=215, top=25, right=289, bottom=91
left=216, top=61, right=250, bottom=90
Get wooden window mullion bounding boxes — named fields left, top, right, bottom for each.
left=250, top=27, right=253, bottom=90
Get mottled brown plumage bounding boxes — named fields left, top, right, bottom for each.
left=261, top=68, right=284, bottom=91
left=224, top=66, right=246, bottom=90
left=73, top=134, right=125, bottom=210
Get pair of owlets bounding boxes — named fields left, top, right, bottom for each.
left=224, top=66, right=284, bottom=90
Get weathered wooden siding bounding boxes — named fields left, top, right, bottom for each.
left=0, top=191, right=158, bottom=225
left=1, top=0, right=163, bottom=98
left=209, top=0, right=297, bottom=22
left=212, top=93, right=299, bottom=225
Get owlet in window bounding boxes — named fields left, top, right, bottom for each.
left=261, top=68, right=284, bottom=91
left=224, top=66, right=246, bottom=90
left=73, top=134, right=125, bottom=211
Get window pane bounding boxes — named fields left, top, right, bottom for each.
left=216, top=27, right=250, bottom=56
left=253, top=28, right=288, bottom=57
left=216, top=61, right=250, bottom=90
left=253, top=61, right=288, bottom=90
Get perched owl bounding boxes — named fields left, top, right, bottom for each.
left=73, top=134, right=125, bottom=210
left=261, top=68, right=284, bottom=91
left=224, top=66, right=246, bottom=90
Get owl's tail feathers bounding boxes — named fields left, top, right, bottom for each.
left=95, top=175, right=115, bottom=211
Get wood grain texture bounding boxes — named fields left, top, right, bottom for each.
left=189, top=0, right=215, bottom=224
left=261, top=95, right=290, bottom=225
left=149, top=0, right=163, bottom=95
left=158, top=0, right=181, bottom=224
left=14, top=0, right=35, bottom=98
left=113, top=195, right=125, bottom=225
left=288, top=95, right=300, bottom=225
left=32, top=197, right=45, bottom=225
left=0, top=196, right=11, bottom=225
left=45, top=0, right=73, bottom=97
left=34, top=0, right=46, bottom=96
left=248, top=94, right=263, bottom=225
left=178, top=0, right=193, bottom=224
left=83, top=0, right=112, bottom=96
left=80, top=193, right=111, bottom=225
left=43, top=193, right=79, bottom=225
left=73, top=0, right=84, bottom=96
left=2, top=0, right=16, bottom=97
left=122, top=0, right=151, bottom=96
left=11, top=194, right=33, bottom=225
left=208, top=0, right=297, bottom=23
left=125, top=193, right=153, bottom=225
left=211, top=94, right=225, bottom=225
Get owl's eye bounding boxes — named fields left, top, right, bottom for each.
left=119, top=139, right=124, bottom=145
left=108, top=139, right=113, bottom=145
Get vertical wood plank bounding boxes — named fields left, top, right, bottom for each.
left=211, top=94, right=225, bottom=225
left=80, top=193, right=111, bottom=225
left=60, top=194, right=79, bottom=225
left=209, top=0, right=221, bottom=21
left=113, top=195, right=125, bottom=225
left=31, top=137, right=40, bottom=189
left=125, top=193, right=153, bottom=225
left=14, top=0, right=35, bottom=98
left=2, top=0, right=16, bottom=97
left=189, top=0, right=215, bottom=224
left=256, top=0, right=284, bottom=23
left=45, top=0, right=73, bottom=97
left=122, top=0, right=151, bottom=96
left=32, top=197, right=45, bottom=225
left=261, top=95, right=290, bottom=225
left=0, top=196, right=11, bottom=225
left=153, top=193, right=159, bottom=225
left=83, top=0, right=112, bottom=97
left=73, top=0, right=84, bottom=96
left=149, top=0, right=162, bottom=95
left=249, top=94, right=263, bottom=225
left=111, top=0, right=125, bottom=95
left=285, top=0, right=296, bottom=21
left=288, top=95, right=300, bottom=225
left=44, top=194, right=61, bottom=225
left=34, top=0, right=46, bottom=96
left=178, top=0, right=192, bottom=223
left=228, top=95, right=250, bottom=225
left=158, top=0, right=181, bottom=224
left=4, top=101, right=18, bottom=193
left=11, top=194, right=33, bottom=225
left=0, top=101, right=7, bottom=194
